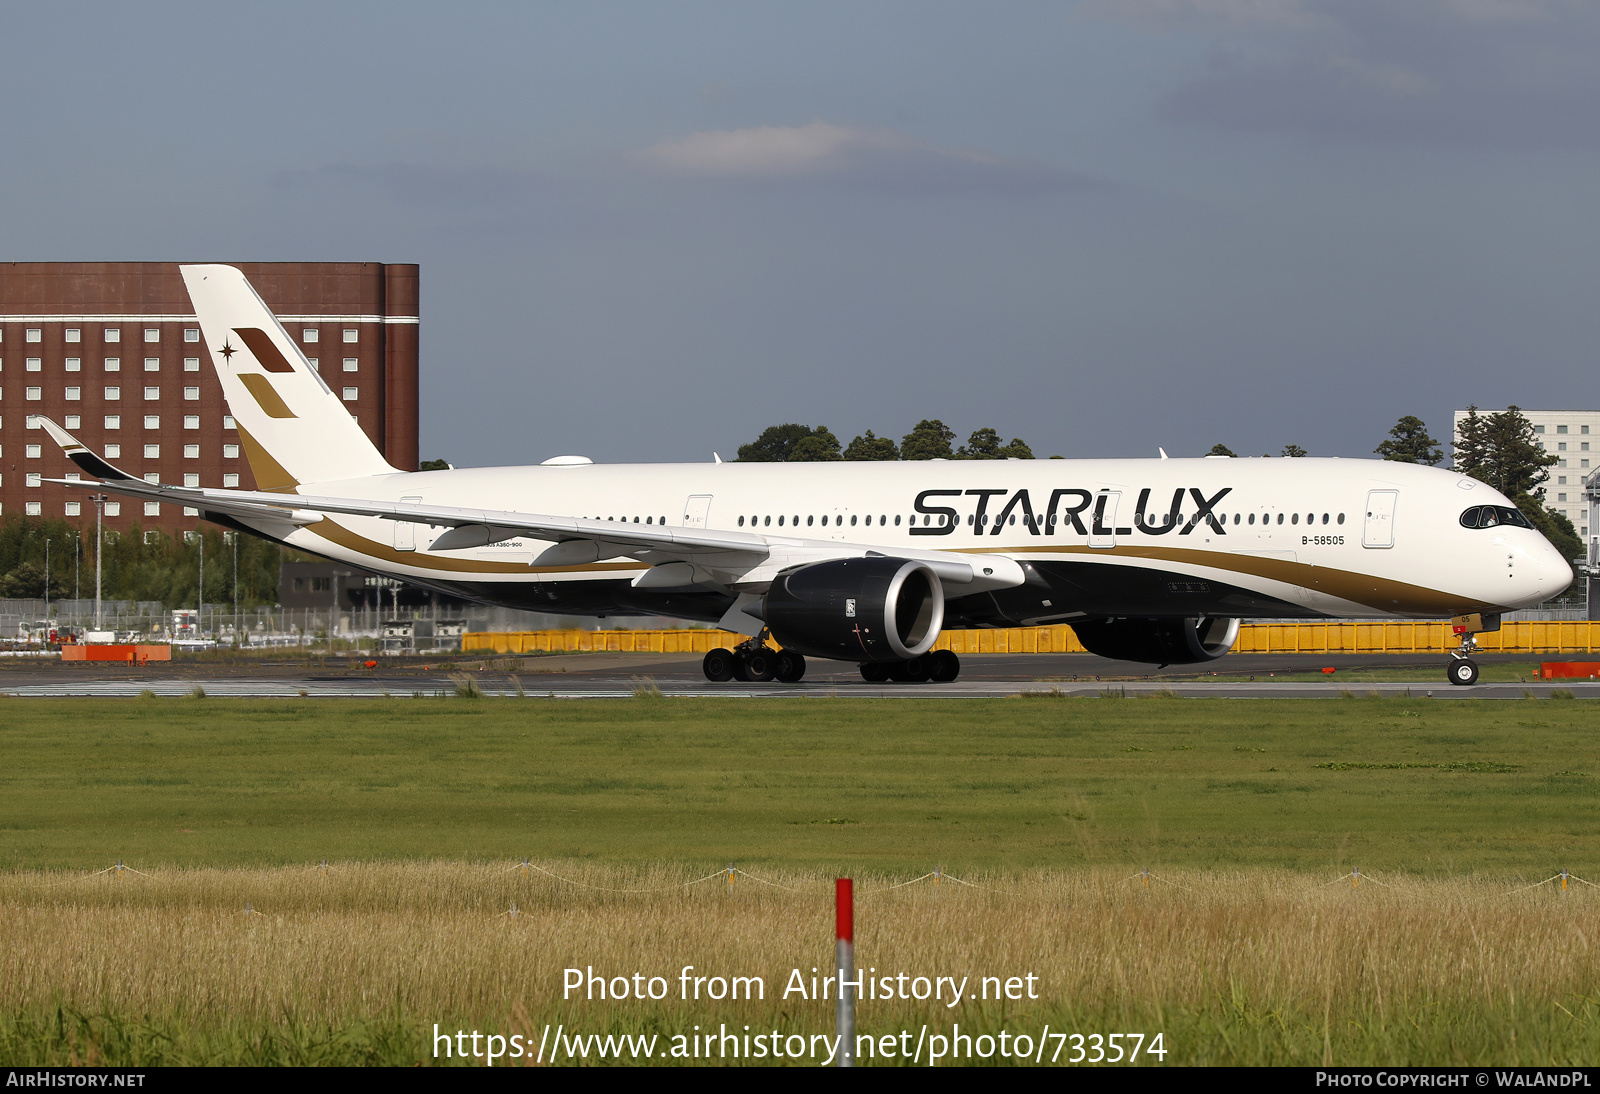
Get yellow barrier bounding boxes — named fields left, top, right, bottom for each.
left=464, top=621, right=1600, bottom=657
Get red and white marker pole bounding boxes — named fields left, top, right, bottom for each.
left=836, top=877, right=855, bottom=1067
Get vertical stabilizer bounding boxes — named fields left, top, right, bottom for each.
left=181, top=264, right=398, bottom=490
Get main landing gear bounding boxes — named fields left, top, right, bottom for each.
left=702, top=637, right=806, bottom=684
left=860, top=649, right=961, bottom=684
left=1446, top=632, right=1479, bottom=687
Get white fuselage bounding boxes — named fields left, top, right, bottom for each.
left=268, top=456, right=1571, bottom=625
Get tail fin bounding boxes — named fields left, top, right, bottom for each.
left=181, top=264, right=397, bottom=491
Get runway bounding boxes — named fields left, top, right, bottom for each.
left=1, top=651, right=1594, bottom=699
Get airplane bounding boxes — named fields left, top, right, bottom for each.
left=41, top=264, right=1573, bottom=688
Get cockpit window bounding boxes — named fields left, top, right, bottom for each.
left=1459, top=505, right=1533, bottom=530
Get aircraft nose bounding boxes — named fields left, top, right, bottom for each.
left=1522, top=537, right=1574, bottom=603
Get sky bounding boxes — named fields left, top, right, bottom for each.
left=2, top=0, right=1597, bottom=466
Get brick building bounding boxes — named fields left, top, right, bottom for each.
left=1, top=261, right=418, bottom=534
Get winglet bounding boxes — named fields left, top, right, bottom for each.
left=35, top=417, right=137, bottom=481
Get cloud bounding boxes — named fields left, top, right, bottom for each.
left=632, top=122, right=1109, bottom=194
left=1091, top=0, right=1600, bottom=147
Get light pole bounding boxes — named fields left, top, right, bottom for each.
left=44, top=538, right=50, bottom=619
left=94, top=494, right=105, bottom=632
left=197, top=534, right=205, bottom=642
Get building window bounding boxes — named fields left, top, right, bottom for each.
left=1557, top=425, right=1568, bottom=434
left=105, top=329, right=120, bottom=343
left=184, top=357, right=199, bottom=372
left=183, top=473, right=200, bottom=487
left=65, top=386, right=80, bottom=400
left=105, top=444, right=121, bottom=459
left=1584, top=443, right=1592, bottom=451
left=65, top=328, right=81, bottom=343
left=144, top=358, right=159, bottom=372
left=303, top=329, right=318, bottom=343
left=26, top=415, right=40, bottom=428
left=1559, top=493, right=1568, bottom=502
left=63, top=415, right=79, bottom=429
left=26, top=358, right=41, bottom=371
left=143, top=473, right=158, bottom=484
left=144, top=329, right=159, bottom=343
left=184, top=415, right=199, bottom=429
left=1559, top=476, right=1568, bottom=485
left=25, top=473, right=41, bottom=487
left=342, top=387, right=358, bottom=401
left=25, top=444, right=40, bottom=458
left=105, top=386, right=120, bottom=400
left=65, top=501, right=80, bottom=516
left=105, top=415, right=120, bottom=429
left=144, top=415, right=159, bottom=429
left=184, top=444, right=199, bottom=458
left=223, top=415, right=235, bottom=429
left=144, top=444, right=159, bottom=458
left=223, top=444, right=239, bottom=458
left=25, top=502, right=41, bottom=516
left=184, top=506, right=199, bottom=517
left=105, top=501, right=120, bottom=516
left=1558, top=442, right=1567, bottom=451
left=144, top=501, right=160, bottom=516
left=65, top=358, right=81, bottom=372
left=343, top=358, right=358, bottom=372
left=184, top=386, right=199, bottom=400
left=25, top=328, right=41, bottom=342
left=223, top=473, right=239, bottom=487
left=184, top=328, right=199, bottom=342
left=144, top=387, right=159, bottom=400
left=307, top=358, right=319, bottom=371
left=343, top=329, right=358, bottom=343
left=104, top=357, right=120, bottom=371
left=1559, top=459, right=1568, bottom=468
left=1534, top=424, right=1545, bottom=433
left=25, top=387, right=40, bottom=400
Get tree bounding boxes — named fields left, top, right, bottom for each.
left=957, top=428, right=1034, bottom=460
left=900, top=419, right=956, bottom=461
left=418, top=458, right=452, bottom=471
left=1206, top=443, right=1237, bottom=457
left=1281, top=444, right=1308, bottom=458
left=1374, top=415, right=1442, bottom=465
left=843, top=430, right=899, bottom=461
left=788, top=426, right=843, bottom=461
left=736, top=424, right=815, bottom=462
left=1453, top=405, right=1555, bottom=499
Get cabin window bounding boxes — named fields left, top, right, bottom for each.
left=1337, top=513, right=1345, bottom=524
left=763, top=516, right=770, bottom=526
left=737, top=516, right=744, bottom=526
left=807, top=515, right=814, bottom=526
left=777, top=516, right=784, bottom=526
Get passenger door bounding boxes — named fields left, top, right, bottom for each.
left=394, top=496, right=422, bottom=551
left=682, top=495, right=712, bottom=529
left=1362, top=490, right=1398, bottom=549
left=1089, top=491, right=1120, bottom=549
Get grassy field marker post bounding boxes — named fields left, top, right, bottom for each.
left=1352, top=868, right=1362, bottom=889
left=727, top=863, right=736, bottom=891
left=837, top=878, right=855, bottom=1067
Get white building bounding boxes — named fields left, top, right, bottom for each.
left=1452, top=409, right=1596, bottom=544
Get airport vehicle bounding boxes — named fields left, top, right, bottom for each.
left=42, top=265, right=1572, bottom=686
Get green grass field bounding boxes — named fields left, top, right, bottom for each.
left=3, top=694, right=1598, bottom=873
left=6, top=695, right=1600, bottom=1067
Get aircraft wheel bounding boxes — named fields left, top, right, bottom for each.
left=889, top=655, right=932, bottom=683
left=859, top=662, right=891, bottom=683
left=702, top=648, right=736, bottom=683
left=928, top=649, right=960, bottom=682
left=1447, top=658, right=1479, bottom=686
left=775, top=649, right=806, bottom=683
left=741, top=647, right=778, bottom=682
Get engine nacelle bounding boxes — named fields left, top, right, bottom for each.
left=1070, top=616, right=1240, bottom=666
left=763, top=557, right=944, bottom=663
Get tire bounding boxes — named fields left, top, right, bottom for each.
left=742, top=647, right=777, bottom=682
left=888, top=655, right=931, bottom=683
left=775, top=649, right=806, bottom=683
left=859, top=662, right=891, bottom=683
left=928, top=649, right=960, bottom=682
left=702, top=648, right=735, bottom=683
left=1447, top=658, right=1479, bottom=686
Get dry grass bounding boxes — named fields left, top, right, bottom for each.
left=4, top=864, right=1600, bottom=1065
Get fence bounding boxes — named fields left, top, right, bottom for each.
left=465, top=621, right=1600, bottom=657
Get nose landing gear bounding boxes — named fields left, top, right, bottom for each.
left=1447, top=631, right=1479, bottom=687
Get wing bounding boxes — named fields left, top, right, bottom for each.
left=38, top=418, right=1025, bottom=591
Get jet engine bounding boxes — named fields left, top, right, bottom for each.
left=1070, top=616, right=1240, bottom=666
left=763, top=557, right=944, bottom=663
